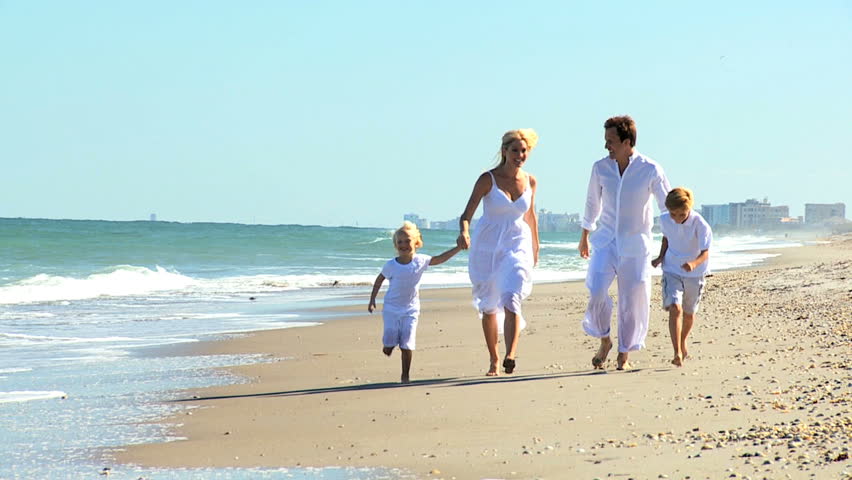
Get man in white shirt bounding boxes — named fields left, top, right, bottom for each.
left=578, top=115, right=671, bottom=370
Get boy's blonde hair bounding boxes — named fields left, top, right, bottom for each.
left=665, top=187, right=694, bottom=210
left=392, top=221, right=424, bottom=248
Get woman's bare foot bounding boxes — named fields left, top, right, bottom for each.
left=616, top=352, right=632, bottom=370
left=486, top=361, right=499, bottom=376
left=502, top=357, right=516, bottom=374
left=671, top=354, right=683, bottom=367
left=681, top=345, right=689, bottom=361
left=592, top=338, right=612, bottom=369
left=382, top=347, right=393, bottom=356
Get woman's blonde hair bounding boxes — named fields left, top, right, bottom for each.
left=392, top=221, right=423, bottom=248
left=665, top=187, right=694, bottom=210
left=497, top=128, right=539, bottom=165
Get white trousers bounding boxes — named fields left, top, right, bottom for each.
left=582, top=242, right=652, bottom=353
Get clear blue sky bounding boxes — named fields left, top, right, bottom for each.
left=2, top=1, right=850, bottom=227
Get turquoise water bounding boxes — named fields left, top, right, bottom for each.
left=0, top=217, right=801, bottom=479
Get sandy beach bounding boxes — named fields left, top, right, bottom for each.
left=117, top=236, right=852, bottom=479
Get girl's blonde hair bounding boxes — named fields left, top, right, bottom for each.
left=497, top=128, right=539, bottom=165
left=665, top=187, right=694, bottom=210
left=392, top=221, right=424, bottom=249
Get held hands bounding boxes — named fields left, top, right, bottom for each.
left=457, top=233, right=471, bottom=250
left=651, top=257, right=662, bottom=268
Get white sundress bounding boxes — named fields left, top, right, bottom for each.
left=468, top=171, right=534, bottom=331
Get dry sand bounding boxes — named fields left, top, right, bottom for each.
left=116, top=236, right=852, bottom=479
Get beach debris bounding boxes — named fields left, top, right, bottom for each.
left=99, top=467, right=111, bottom=476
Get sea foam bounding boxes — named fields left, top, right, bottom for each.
left=0, top=390, right=68, bottom=403
left=0, top=265, right=195, bottom=305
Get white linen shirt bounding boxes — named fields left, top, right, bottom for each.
left=659, top=210, right=712, bottom=277
left=582, top=151, right=670, bottom=258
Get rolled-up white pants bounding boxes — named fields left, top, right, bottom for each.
left=582, top=242, right=652, bottom=353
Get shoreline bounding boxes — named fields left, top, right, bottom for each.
left=115, top=238, right=852, bottom=479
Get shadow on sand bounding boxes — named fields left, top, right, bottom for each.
left=173, top=367, right=645, bottom=403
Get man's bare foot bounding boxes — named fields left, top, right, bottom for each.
left=401, top=375, right=410, bottom=384
left=382, top=347, right=393, bottom=356
left=616, top=352, right=632, bottom=370
left=592, top=338, right=612, bottom=369
left=671, top=354, right=683, bottom=367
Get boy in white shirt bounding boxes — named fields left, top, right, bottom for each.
left=369, top=221, right=461, bottom=383
left=651, top=187, right=712, bottom=367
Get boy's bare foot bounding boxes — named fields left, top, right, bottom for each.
left=616, top=352, right=632, bottom=370
left=671, top=354, right=683, bottom=367
left=382, top=347, right=393, bottom=356
left=592, top=338, right=612, bottom=369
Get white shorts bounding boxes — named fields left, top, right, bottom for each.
left=382, top=310, right=419, bottom=350
left=661, top=272, right=705, bottom=314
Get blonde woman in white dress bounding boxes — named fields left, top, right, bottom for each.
left=457, top=129, right=540, bottom=376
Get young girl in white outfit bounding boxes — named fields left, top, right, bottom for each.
left=368, top=221, right=461, bottom=383
left=651, top=187, right=712, bottom=367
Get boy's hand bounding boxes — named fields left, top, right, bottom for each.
left=681, top=262, right=695, bottom=272
left=651, top=257, right=662, bottom=268
left=368, top=301, right=376, bottom=313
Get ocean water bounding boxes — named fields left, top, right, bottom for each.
left=0, top=218, right=804, bottom=479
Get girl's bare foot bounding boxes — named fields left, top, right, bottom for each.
left=382, top=347, right=393, bottom=356
left=592, top=338, right=612, bottom=369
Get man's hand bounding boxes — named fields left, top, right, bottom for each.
left=578, top=236, right=590, bottom=259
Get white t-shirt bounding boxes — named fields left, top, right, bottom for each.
left=380, top=253, right=432, bottom=314
left=659, top=210, right=712, bottom=277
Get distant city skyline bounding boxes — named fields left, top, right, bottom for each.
left=405, top=198, right=847, bottom=232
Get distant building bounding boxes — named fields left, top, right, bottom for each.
left=428, top=216, right=479, bottom=231
left=805, top=203, right=846, bottom=224
left=538, top=209, right=580, bottom=233
left=403, top=213, right=430, bottom=229
left=700, top=198, right=790, bottom=228
left=428, top=216, right=459, bottom=231
left=700, top=204, right=731, bottom=227
left=413, top=209, right=579, bottom=233
left=729, top=198, right=789, bottom=228
left=149, top=213, right=157, bottom=222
